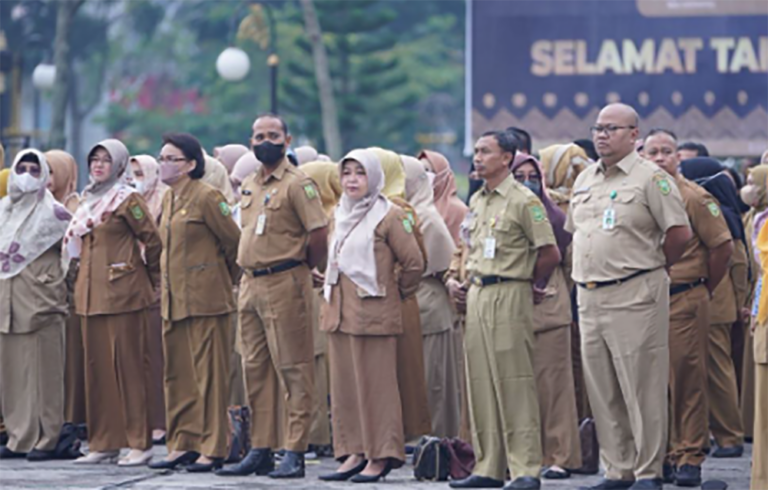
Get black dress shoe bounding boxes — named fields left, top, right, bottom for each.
left=662, top=462, right=675, bottom=483
left=629, top=479, right=663, bottom=490
left=711, top=445, right=743, bottom=458
left=268, top=450, right=305, bottom=479
left=505, top=476, right=541, bottom=489
left=319, top=459, right=368, bottom=481
left=0, top=446, right=27, bottom=459
left=187, top=457, right=224, bottom=473
left=579, top=479, right=635, bottom=490
left=675, top=464, right=702, bottom=487
left=216, top=448, right=274, bottom=476
left=27, top=449, right=56, bottom=461
left=148, top=451, right=199, bottom=470
left=542, top=467, right=570, bottom=479
left=449, top=475, right=505, bottom=488
left=0, top=431, right=7, bottom=446
left=701, top=480, right=728, bottom=490
left=350, top=460, right=393, bottom=483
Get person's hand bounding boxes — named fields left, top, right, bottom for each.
left=447, top=278, right=467, bottom=313
left=312, top=269, right=325, bottom=289
left=740, top=307, right=751, bottom=323
left=533, top=285, right=546, bottom=305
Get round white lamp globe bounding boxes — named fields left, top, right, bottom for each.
left=32, top=63, right=57, bottom=90
left=216, top=47, right=251, bottom=81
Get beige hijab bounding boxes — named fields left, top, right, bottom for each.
left=539, top=143, right=593, bottom=193
left=203, top=154, right=237, bottom=204
left=295, top=146, right=319, bottom=165
left=214, top=144, right=249, bottom=174
left=44, top=149, right=80, bottom=212
left=401, top=155, right=455, bottom=275
left=301, top=161, right=342, bottom=218
left=131, top=155, right=168, bottom=221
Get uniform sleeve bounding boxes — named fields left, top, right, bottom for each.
left=519, top=196, right=556, bottom=249
left=731, top=241, right=750, bottom=309
left=120, top=195, right=162, bottom=290
left=690, top=192, right=732, bottom=251
left=646, top=171, right=690, bottom=232
left=386, top=209, right=425, bottom=298
left=202, top=190, right=243, bottom=284
left=289, top=178, right=329, bottom=232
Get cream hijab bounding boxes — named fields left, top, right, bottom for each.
left=203, top=154, right=237, bottom=204
left=325, top=149, right=392, bottom=301
left=401, top=155, right=455, bottom=275
left=295, top=146, right=319, bottom=165
left=0, top=149, right=71, bottom=279
left=131, top=155, right=168, bottom=221
left=370, top=147, right=406, bottom=199
left=214, top=144, right=249, bottom=174
left=301, top=161, right=342, bottom=218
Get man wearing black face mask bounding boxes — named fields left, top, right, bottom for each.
left=217, top=114, right=329, bottom=480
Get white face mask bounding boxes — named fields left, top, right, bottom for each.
left=14, top=172, right=41, bottom=194
left=134, top=180, right=147, bottom=195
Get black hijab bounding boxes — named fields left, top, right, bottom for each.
left=680, top=157, right=750, bottom=213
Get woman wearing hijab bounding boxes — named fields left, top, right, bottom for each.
left=66, top=139, right=162, bottom=466
left=510, top=153, right=581, bottom=478
left=538, top=143, right=593, bottom=200
left=370, top=147, right=433, bottom=441
left=45, top=150, right=80, bottom=212
left=230, top=152, right=261, bottom=204
left=401, top=155, right=461, bottom=438
left=681, top=158, right=749, bottom=457
left=300, top=161, right=343, bottom=454
left=295, top=146, right=320, bottom=165
left=148, top=133, right=241, bottom=473
left=320, top=149, right=424, bottom=482
left=418, top=150, right=469, bottom=247
left=0, top=150, right=71, bottom=461
left=129, top=155, right=169, bottom=445
left=0, top=168, right=10, bottom=198
left=213, top=144, right=249, bottom=174
left=202, top=154, right=237, bottom=205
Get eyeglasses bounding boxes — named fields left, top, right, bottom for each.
left=513, top=174, right=540, bottom=183
left=590, top=125, right=636, bottom=136
left=158, top=156, right=188, bottom=164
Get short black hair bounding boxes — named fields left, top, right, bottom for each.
left=506, top=127, right=531, bottom=154
left=482, top=130, right=518, bottom=159
left=162, top=132, right=205, bottom=179
left=573, top=139, right=598, bottom=161
left=646, top=128, right=678, bottom=142
left=255, top=113, right=289, bottom=135
left=677, top=141, right=709, bottom=157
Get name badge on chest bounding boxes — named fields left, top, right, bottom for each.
left=483, top=236, right=496, bottom=259
left=256, top=214, right=266, bottom=235
left=602, top=208, right=616, bottom=230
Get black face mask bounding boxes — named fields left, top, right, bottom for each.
left=254, top=142, right=285, bottom=166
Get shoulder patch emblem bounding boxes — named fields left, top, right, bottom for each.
left=707, top=201, right=721, bottom=217
left=130, top=204, right=145, bottom=220
left=529, top=203, right=546, bottom=223
left=403, top=218, right=413, bottom=234
left=304, top=184, right=317, bottom=199
left=219, top=202, right=231, bottom=216
left=654, top=175, right=672, bottom=195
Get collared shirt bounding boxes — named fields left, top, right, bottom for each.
left=467, top=174, right=556, bottom=280
left=237, top=158, right=328, bottom=269
left=566, top=151, right=689, bottom=283
left=669, top=174, right=731, bottom=284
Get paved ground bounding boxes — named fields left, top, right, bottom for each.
left=0, top=444, right=754, bottom=489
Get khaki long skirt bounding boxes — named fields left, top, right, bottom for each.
left=82, top=311, right=151, bottom=452
left=396, top=296, right=432, bottom=440
left=64, top=307, right=86, bottom=425
left=146, top=303, right=166, bottom=431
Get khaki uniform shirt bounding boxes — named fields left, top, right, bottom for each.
left=566, top=151, right=689, bottom=283
left=238, top=158, right=328, bottom=269
left=160, top=179, right=242, bottom=322
left=74, top=195, right=161, bottom=316
left=669, top=174, right=732, bottom=284
left=467, top=174, right=556, bottom=280
left=321, top=206, right=424, bottom=336
left=0, top=247, right=67, bottom=333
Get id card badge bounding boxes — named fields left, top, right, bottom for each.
left=602, top=208, right=616, bottom=230
left=483, top=236, right=496, bottom=259
left=256, top=214, right=266, bottom=235
left=327, top=261, right=340, bottom=285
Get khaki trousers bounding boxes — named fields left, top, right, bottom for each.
left=667, top=286, right=710, bottom=466
left=708, top=323, right=745, bottom=448
left=465, top=281, right=542, bottom=481
left=0, top=323, right=64, bottom=453
left=396, top=295, right=432, bottom=440
left=308, top=353, right=331, bottom=446
left=147, top=303, right=166, bottom=431
left=238, top=266, right=314, bottom=452
left=82, top=311, right=151, bottom=451
left=578, top=268, right=669, bottom=481
left=534, top=325, right=582, bottom=469
left=163, top=315, right=230, bottom=458
left=752, top=315, right=768, bottom=490
left=228, top=309, right=246, bottom=407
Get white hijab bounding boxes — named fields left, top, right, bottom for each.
left=325, top=149, right=392, bottom=301
left=0, top=149, right=71, bottom=280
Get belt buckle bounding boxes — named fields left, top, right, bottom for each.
left=471, top=277, right=482, bottom=287
left=585, top=282, right=597, bottom=290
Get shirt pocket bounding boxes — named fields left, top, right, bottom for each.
left=108, top=263, right=136, bottom=282
left=571, top=192, right=592, bottom=222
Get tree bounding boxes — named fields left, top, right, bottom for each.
left=49, top=0, right=84, bottom=149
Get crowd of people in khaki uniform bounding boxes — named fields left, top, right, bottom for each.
left=0, top=104, right=766, bottom=490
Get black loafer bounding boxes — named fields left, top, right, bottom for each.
left=629, top=479, right=663, bottom=490
left=542, top=467, right=571, bottom=479
left=268, top=450, right=305, bottom=479
left=26, top=449, right=56, bottom=462
left=0, top=446, right=27, bottom=459
left=187, top=457, right=224, bottom=473
left=216, top=448, right=274, bottom=476
left=505, top=476, right=541, bottom=489
left=580, top=479, right=635, bottom=490
left=449, top=475, right=505, bottom=488
left=675, top=464, right=702, bottom=487
left=711, top=445, right=743, bottom=458
left=319, top=459, right=367, bottom=481
left=148, top=451, right=199, bottom=470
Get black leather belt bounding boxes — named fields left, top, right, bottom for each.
left=250, top=260, right=303, bottom=278
left=470, top=275, right=529, bottom=287
left=577, top=269, right=653, bottom=290
left=670, top=278, right=706, bottom=296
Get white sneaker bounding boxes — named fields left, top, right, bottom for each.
left=118, top=449, right=153, bottom=467
left=73, top=450, right=120, bottom=464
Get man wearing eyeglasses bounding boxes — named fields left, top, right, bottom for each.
left=566, top=104, right=691, bottom=490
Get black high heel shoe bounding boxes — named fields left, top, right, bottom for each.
left=186, top=457, right=224, bottom=473
left=350, top=460, right=393, bottom=483
left=319, top=459, right=368, bottom=481
left=148, top=451, right=199, bottom=470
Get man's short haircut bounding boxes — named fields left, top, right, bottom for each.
left=254, top=113, right=289, bottom=135
left=646, top=128, right=678, bottom=143
left=677, top=141, right=709, bottom=157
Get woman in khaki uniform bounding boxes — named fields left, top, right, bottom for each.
left=320, top=149, right=424, bottom=482
left=147, top=133, right=241, bottom=473
left=64, top=139, right=161, bottom=466
left=511, top=153, right=582, bottom=478
left=0, top=150, right=70, bottom=461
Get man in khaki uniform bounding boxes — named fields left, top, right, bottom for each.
left=644, top=129, right=733, bottom=487
left=567, top=104, right=691, bottom=490
left=217, top=114, right=328, bottom=479
left=447, top=130, right=561, bottom=490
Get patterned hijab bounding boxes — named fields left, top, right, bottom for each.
left=539, top=143, right=593, bottom=193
